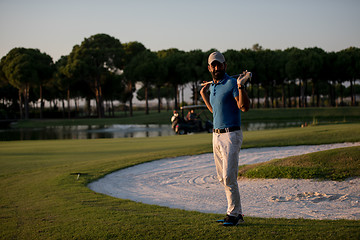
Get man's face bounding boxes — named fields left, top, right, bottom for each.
left=208, top=61, right=226, bottom=80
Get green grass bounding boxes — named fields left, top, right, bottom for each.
left=242, top=106, right=360, bottom=122
left=239, top=146, right=360, bottom=180
left=13, top=106, right=360, bottom=128
left=1, top=124, right=360, bottom=239
left=243, top=122, right=360, bottom=148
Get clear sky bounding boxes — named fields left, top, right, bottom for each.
left=1, top=0, right=359, bottom=62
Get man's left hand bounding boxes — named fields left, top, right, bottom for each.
left=237, top=71, right=252, bottom=85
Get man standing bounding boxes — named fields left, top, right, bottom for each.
left=200, top=51, right=251, bottom=226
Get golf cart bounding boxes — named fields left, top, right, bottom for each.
left=171, top=105, right=213, bottom=135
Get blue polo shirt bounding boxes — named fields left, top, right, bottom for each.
left=210, top=73, right=241, bottom=129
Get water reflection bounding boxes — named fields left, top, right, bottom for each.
left=86, top=124, right=174, bottom=138
left=244, top=121, right=303, bottom=131
left=0, top=121, right=303, bottom=141
left=0, top=124, right=175, bottom=141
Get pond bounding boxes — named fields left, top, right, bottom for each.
left=0, top=121, right=303, bottom=141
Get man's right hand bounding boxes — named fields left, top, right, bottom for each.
left=200, top=81, right=213, bottom=113
left=200, top=81, right=211, bottom=94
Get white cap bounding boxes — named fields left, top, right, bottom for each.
left=208, top=51, right=225, bottom=65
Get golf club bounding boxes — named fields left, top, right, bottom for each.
left=200, top=72, right=252, bottom=86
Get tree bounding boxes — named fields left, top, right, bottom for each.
left=157, top=49, right=190, bottom=110
left=55, top=55, right=77, bottom=118
left=66, top=34, right=124, bottom=118
left=33, top=51, right=54, bottom=118
left=186, top=50, right=208, bottom=105
left=102, top=72, right=125, bottom=117
left=160, top=85, right=175, bottom=111
left=269, top=50, right=287, bottom=108
left=0, top=48, right=53, bottom=119
left=256, top=49, right=274, bottom=108
left=223, top=49, right=257, bottom=107
left=0, top=69, right=19, bottom=118
left=301, top=47, right=325, bottom=107
left=336, top=47, right=360, bottom=106
left=251, top=47, right=266, bottom=108
left=324, top=51, right=338, bottom=107
left=123, top=41, right=147, bottom=116
left=126, top=50, right=159, bottom=114
left=285, top=47, right=306, bottom=107
left=153, top=56, right=167, bottom=113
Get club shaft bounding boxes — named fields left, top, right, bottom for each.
left=200, top=73, right=251, bottom=86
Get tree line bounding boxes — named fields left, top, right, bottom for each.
left=0, top=33, right=359, bottom=119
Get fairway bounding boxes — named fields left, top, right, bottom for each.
left=1, top=123, right=360, bottom=239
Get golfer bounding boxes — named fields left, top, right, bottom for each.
left=200, top=51, right=251, bottom=226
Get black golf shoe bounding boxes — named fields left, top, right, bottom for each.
left=216, top=214, right=244, bottom=226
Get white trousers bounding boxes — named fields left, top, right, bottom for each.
left=212, top=130, right=243, bottom=217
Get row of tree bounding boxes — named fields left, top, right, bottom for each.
left=1, top=33, right=359, bottom=119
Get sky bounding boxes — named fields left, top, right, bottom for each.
left=1, top=0, right=360, bottom=62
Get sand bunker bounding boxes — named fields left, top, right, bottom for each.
left=269, top=192, right=349, bottom=203
left=88, top=142, right=360, bottom=220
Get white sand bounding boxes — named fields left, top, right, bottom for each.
left=88, top=142, right=360, bottom=220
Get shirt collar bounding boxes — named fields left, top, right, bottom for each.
left=212, top=73, right=230, bottom=85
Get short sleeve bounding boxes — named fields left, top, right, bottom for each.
left=232, top=80, right=239, bottom=98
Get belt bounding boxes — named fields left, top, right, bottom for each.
left=213, top=126, right=241, bottom=134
